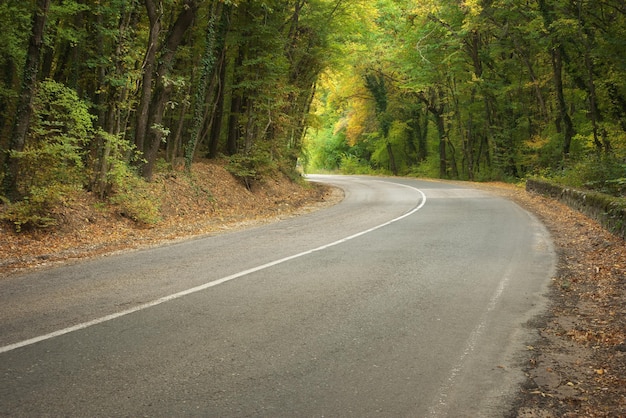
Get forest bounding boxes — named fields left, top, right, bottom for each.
left=1, top=0, right=625, bottom=230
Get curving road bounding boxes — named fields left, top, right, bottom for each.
left=0, top=176, right=555, bottom=417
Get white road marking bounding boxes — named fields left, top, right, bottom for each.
left=428, top=246, right=520, bottom=417
left=0, top=182, right=426, bottom=354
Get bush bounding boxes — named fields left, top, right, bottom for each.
left=0, top=80, right=162, bottom=229
left=107, top=169, right=161, bottom=226
left=226, top=146, right=277, bottom=190
left=559, top=155, right=626, bottom=197
left=1, top=80, right=92, bottom=230
left=0, top=184, right=76, bottom=231
left=407, top=155, right=439, bottom=178
left=340, top=154, right=371, bottom=174
left=89, top=129, right=142, bottom=198
left=17, top=80, right=91, bottom=190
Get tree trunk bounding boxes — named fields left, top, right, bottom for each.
left=185, top=3, right=221, bottom=171
left=434, top=111, right=448, bottom=178
left=2, top=0, right=50, bottom=200
left=386, top=142, right=398, bottom=176
left=419, top=88, right=448, bottom=179
left=0, top=53, right=20, bottom=166
left=227, top=93, right=243, bottom=155
left=204, top=4, right=231, bottom=159
left=207, top=53, right=227, bottom=158
left=90, top=3, right=138, bottom=197
left=576, top=1, right=604, bottom=153
left=537, top=0, right=575, bottom=158
left=226, top=44, right=246, bottom=156
left=134, top=0, right=161, bottom=155
left=139, top=0, right=198, bottom=180
left=140, top=81, right=170, bottom=179
left=168, top=88, right=191, bottom=162
left=552, top=47, right=575, bottom=157
left=409, top=105, right=428, bottom=163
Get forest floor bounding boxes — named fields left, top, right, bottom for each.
left=0, top=160, right=624, bottom=416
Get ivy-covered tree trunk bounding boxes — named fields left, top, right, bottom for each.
left=2, top=0, right=50, bottom=200
left=208, top=3, right=232, bottom=158
left=185, top=2, right=221, bottom=171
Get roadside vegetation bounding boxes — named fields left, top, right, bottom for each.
left=2, top=1, right=625, bottom=231
left=304, top=2, right=626, bottom=195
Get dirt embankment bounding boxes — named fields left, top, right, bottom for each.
left=1, top=167, right=624, bottom=416
left=0, top=160, right=341, bottom=275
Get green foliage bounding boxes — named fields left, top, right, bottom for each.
left=407, top=155, right=440, bottom=179
left=226, top=154, right=258, bottom=189
left=226, top=145, right=278, bottom=190
left=91, top=132, right=161, bottom=225
left=340, top=154, right=371, bottom=175
left=558, top=155, right=626, bottom=197
left=1, top=79, right=160, bottom=229
left=107, top=169, right=161, bottom=225
left=0, top=184, right=75, bottom=231
left=15, top=80, right=91, bottom=189
left=370, top=136, right=390, bottom=171
left=303, top=0, right=626, bottom=186
left=1, top=80, right=91, bottom=230
left=305, top=127, right=351, bottom=172
left=90, top=129, right=143, bottom=198
left=33, top=80, right=94, bottom=143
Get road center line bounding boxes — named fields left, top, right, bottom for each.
left=0, top=181, right=426, bottom=355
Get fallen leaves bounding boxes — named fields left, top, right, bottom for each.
left=0, top=159, right=340, bottom=275
left=457, top=182, right=625, bottom=416
left=476, top=184, right=626, bottom=417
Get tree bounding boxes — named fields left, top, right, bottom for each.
left=135, top=0, right=199, bottom=180
left=184, top=1, right=222, bottom=171
left=2, top=0, right=51, bottom=200
left=0, top=1, right=32, bottom=152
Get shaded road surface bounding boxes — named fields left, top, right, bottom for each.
left=0, top=176, right=554, bottom=417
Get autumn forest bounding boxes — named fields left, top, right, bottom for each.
left=1, top=0, right=625, bottom=229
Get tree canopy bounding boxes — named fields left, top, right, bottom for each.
left=1, top=0, right=625, bottom=228
left=307, top=0, right=626, bottom=191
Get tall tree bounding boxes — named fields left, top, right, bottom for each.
left=135, top=0, right=199, bottom=179
left=184, top=1, right=221, bottom=170
left=2, top=0, right=51, bottom=199
left=536, top=0, right=575, bottom=157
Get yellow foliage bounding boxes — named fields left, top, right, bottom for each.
left=460, top=0, right=482, bottom=16
left=345, top=98, right=372, bottom=145
left=524, top=135, right=550, bottom=150
left=407, top=0, right=441, bottom=17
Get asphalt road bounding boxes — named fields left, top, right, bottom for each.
left=0, top=176, right=555, bottom=417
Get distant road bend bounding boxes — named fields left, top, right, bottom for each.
left=0, top=175, right=555, bottom=417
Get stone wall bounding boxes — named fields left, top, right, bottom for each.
left=526, top=178, right=626, bottom=241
